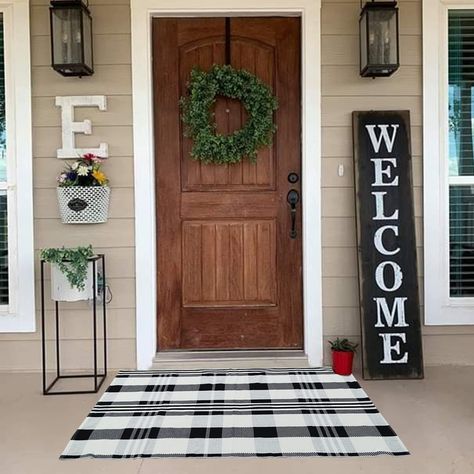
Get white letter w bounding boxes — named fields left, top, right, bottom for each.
left=365, top=124, right=399, bottom=153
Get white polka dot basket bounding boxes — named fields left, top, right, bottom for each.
left=57, top=186, right=110, bottom=224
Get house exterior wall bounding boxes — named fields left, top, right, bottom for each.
left=0, top=0, right=136, bottom=371
left=0, top=0, right=473, bottom=371
left=320, top=0, right=474, bottom=367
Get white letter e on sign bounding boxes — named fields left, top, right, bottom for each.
left=55, top=95, right=109, bottom=159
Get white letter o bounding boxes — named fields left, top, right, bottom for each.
left=375, top=261, right=403, bottom=292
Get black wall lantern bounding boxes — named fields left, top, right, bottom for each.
left=50, top=0, right=93, bottom=77
left=360, top=1, right=399, bottom=77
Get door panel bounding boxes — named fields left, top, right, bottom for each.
left=182, top=220, right=277, bottom=307
left=153, top=17, right=302, bottom=350
left=179, top=29, right=276, bottom=191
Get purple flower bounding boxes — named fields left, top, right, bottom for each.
left=66, top=171, right=77, bottom=180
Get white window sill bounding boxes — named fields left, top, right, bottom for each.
left=0, top=313, right=35, bottom=332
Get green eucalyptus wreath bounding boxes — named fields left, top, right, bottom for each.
left=180, top=64, right=278, bottom=165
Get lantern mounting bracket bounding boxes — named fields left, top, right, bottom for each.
left=225, top=17, right=231, bottom=65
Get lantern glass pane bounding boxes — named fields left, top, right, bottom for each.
left=368, top=9, right=397, bottom=65
left=51, top=8, right=82, bottom=65
left=360, top=13, right=368, bottom=70
left=82, top=10, right=92, bottom=70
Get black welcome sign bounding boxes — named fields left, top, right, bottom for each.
left=352, top=111, right=424, bottom=380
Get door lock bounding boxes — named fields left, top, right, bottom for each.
left=288, top=172, right=299, bottom=184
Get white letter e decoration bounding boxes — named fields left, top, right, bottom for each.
left=55, top=95, right=109, bottom=159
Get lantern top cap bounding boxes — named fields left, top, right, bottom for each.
left=50, top=0, right=90, bottom=9
left=360, top=1, right=398, bottom=13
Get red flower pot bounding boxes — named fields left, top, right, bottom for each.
left=332, top=350, right=354, bottom=375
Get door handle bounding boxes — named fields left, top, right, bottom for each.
left=287, top=189, right=299, bottom=239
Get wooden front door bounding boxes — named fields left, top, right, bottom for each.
left=153, top=17, right=302, bottom=350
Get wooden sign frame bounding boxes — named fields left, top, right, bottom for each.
left=352, top=110, right=424, bottom=380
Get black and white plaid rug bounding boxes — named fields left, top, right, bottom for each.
left=61, top=367, right=408, bottom=458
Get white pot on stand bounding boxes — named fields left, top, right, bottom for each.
left=50, top=261, right=97, bottom=302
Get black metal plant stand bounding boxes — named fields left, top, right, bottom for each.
left=41, top=254, right=107, bottom=395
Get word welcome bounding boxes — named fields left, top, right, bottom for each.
left=366, top=123, right=409, bottom=365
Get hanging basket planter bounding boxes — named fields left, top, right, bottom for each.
left=57, top=186, right=110, bottom=224
left=56, top=153, right=110, bottom=224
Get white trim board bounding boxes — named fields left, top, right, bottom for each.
left=423, top=0, right=474, bottom=325
left=131, top=0, right=322, bottom=369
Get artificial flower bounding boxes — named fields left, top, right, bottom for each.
left=83, top=153, right=103, bottom=163
left=56, top=153, right=109, bottom=188
left=77, top=165, right=89, bottom=176
left=92, top=170, right=107, bottom=185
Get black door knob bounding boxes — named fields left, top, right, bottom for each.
left=287, top=189, right=299, bottom=239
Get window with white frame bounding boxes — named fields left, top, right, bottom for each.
left=0, top=13, right=7, bottom=307
left=424, top=0, right=474, bottom=325
left=0, top=0, right=35, bottom=332
left=447, top=10, right=474, bottom=297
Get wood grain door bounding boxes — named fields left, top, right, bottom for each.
left=153, top=17, right=302, bottom=350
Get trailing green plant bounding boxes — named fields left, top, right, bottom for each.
left=180, top=64, right=278, bottom=165
left=329, top=338, right=358, bottom=353
left=41, top=245, right=94, bottom=291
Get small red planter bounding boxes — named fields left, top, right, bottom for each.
left=332, top=350, right=354, bottom=376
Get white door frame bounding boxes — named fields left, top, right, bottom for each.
left=131, top=0, right=322, bottom=369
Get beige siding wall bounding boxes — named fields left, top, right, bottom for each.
left=0, top=0, right=135, bottom=371
left=321, top=0, right=474, bottom=367
left=1, top=0, right=473, bottom=371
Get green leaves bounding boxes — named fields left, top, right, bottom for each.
left=180, top=64, right=278, bottom=165
left=329, top=338, right=359, bottom=353
left=40, top=245, right=94, bottom=291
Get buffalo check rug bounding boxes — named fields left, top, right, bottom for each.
left=61, top=367, right=409, bottom=458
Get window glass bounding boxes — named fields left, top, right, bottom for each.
left=449, top=10, right=474, bottom=296
left=51, top=8, right=82, bottom=65
left=0, top=13, right=5, bottom=181
left=449, top=185, right=474, bottom=296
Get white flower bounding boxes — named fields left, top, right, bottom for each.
left=71, top=162, right=79, bottom=170
left=77, top=165, right=89, bottom=176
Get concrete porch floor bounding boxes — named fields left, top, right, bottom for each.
left=0, top=366, right=473, bottom=474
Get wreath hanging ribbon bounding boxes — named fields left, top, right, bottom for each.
left=180, top=64, right=278, bottom=165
